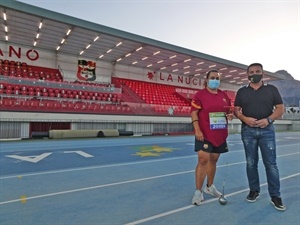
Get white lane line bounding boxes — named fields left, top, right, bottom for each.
left=0, top=155, right=199, bottom=179
left=0, top=147, right=298, bottom=180
left=63, top=151, right=94, bottom=158
left=0, top=152, right=298, bottom=205
left=285, top=137, right=300, bottom=139
left=0, top=150, right=246, bottom=180
left=0, top=170, right=194, bottom=205
left=124, top=173, right=300, bottom=225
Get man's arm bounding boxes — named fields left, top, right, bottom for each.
left=268, top=104, right=284, bottom=121
left=234, top=106, right=259, bottom=127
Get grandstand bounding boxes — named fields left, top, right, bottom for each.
left=1, top=1, right=295, bottom=139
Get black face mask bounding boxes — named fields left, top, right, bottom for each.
left=248, top=74, right=263, bottom=83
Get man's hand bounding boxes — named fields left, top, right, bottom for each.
left=244, top=117, right=259, bottom=127
left=226, top=113, right=234, bottom=121
left=255, top=118, right=269, bottom=128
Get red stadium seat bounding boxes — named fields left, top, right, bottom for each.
left=22, top=101, right=30, bottom=107
left=67, top=103, right=74, bottom=109
left=4, top=99, right=13, bottom=107
left=46, top=102, right=54, bottom=109
left=53, top=102, right=61, bottom=109
left=5, top=89, right=12, bottom=95
left=110, top=105, right=117, bottom=111
left=30, top=101, right=39, bottom=108
left=28, top=86, right=34, bottom=92
left=38, top=102, right=46, bottom=108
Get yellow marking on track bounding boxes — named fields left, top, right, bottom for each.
left=133, top=152, right=160, bottom=157
left=151, top=146, right=173, bottom=153
left=132, top=145, right=180, bottom=157
left=20, top=195, right=27, bottom=203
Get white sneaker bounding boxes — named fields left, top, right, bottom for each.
left=204, top=184, right=222, bottom=198
left=192, top=190, right=204, bottom=205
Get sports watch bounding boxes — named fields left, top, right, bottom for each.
left=267, top=117, right=274, bottom=124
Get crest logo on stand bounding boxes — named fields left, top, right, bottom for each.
left=77, top=60, right=96, bottom=81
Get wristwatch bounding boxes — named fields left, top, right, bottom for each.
left=267, top=117, right=274, bottom=124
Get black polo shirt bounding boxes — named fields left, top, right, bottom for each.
left=234, top=83, right=283, bottom=120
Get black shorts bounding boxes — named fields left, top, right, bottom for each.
left=194, top=139, right=228, bottom=154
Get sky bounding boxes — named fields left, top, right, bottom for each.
left=18, top=0, right=300, bottom=81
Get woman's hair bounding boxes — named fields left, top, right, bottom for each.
left=205, top=69, right=219, bottom=79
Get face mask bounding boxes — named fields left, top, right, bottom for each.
left=208, top=79, right=220, bottom=89
left=248, top=74, right=263, bottom=83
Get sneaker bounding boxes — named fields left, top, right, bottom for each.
left=246, top=191, right=259, bottom=202
left=192, top=190, right=204, bottom=205
left=271, top=197, right=286, bottom=211
left=204, top=184, right=222, bottom=198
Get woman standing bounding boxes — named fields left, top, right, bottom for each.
left=191, top=69, right=233, bottom=205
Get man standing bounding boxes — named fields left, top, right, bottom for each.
left=234, top=63, right=286, bottom=211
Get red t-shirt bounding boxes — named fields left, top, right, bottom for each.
left=191, top=88, right=231, bottom=147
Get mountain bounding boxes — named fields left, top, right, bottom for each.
left=268, top=70, right=300, bottom=107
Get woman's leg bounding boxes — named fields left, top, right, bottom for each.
left=206, top=153, right=220, bottom=187
left=195, top=150, right=210, bottom=190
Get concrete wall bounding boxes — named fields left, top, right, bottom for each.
left=290, top=120, right=300, bottom=131
left=0, top=111, right=299, bottom=139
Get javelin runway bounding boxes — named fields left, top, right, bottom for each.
left=0, top=132, right=299, bottom=225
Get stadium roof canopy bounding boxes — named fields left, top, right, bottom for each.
left=0, top=1, right=285, bottom=85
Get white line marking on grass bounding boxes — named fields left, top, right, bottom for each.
left=124, top=173, right=300, bottom=225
